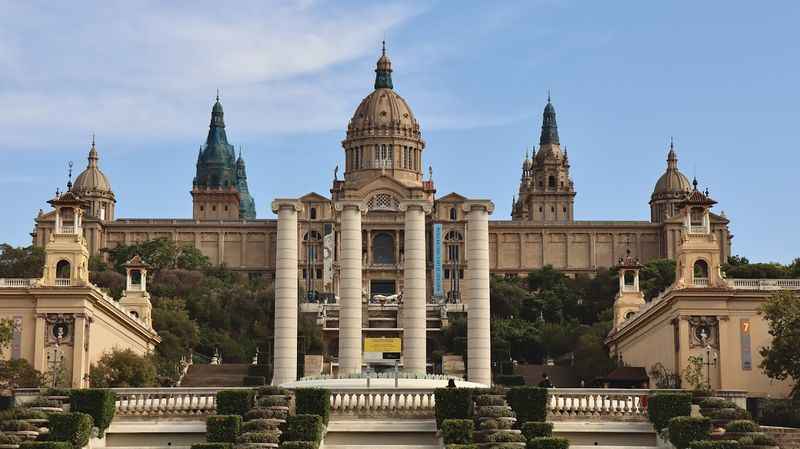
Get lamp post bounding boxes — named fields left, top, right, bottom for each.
left=46, top=328, right=65, bottom=388
left=699, top=329, right=718, bottom=389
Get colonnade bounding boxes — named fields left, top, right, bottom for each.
left=271, top=197, right=493, bottom=386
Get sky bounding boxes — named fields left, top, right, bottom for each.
left=0, top=0, right=798, bottom=263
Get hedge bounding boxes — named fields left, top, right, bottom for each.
left=699, top=398, right=738, bottom=410
left=190, top=444, right=233, bottom=449
left=485, top=432, right=526, bottom=443
left=522, top=422, right=554, bottom=440
left=282, top=414, right=324, bottom=443
left=48, top=412, right=94, bottom=448
left=259, top=395, right=290, bottom=407
left=441, top=419, right=474, bottom=444
left=707, top=408, right=751, bottom=421
left=245, top=407, right=289, bottom=421
left=243, top=376, right=266, bottom=386
left=435, top=388, right=474, bottom=427
left=725, top=420, right=759, bottom=433
left=754, top=399, right=800, bottom=428
left=506, top=387, right=548, bottom=425
left=206, top=415, right=241, bottom=443
left=495, top=375, right=526, bottom=386
left=445, top=445, right=479, bottom=449
left=280, top=442, right=319, bottom=449
left=688, top=441, right=740, bottom=449
left=295, top=389, right=331, bottom=425
left=1, top=420, right=36, bottom=431
left=476, top=406, right=514, bottom=418
left=668, top=416, right=711, bottom=449
left=19, top=443, right=74, bottom=449
left=257, top=386, right=289, bottom=396
left=476, top=395, right=506, bottom=406
left=648, top=393, right=692, bottom=431
left=236, top=431, right=281, bottom=444
left=216, top=390, right=255, bottom=417
left=526, top=436, right=570, bottom=449
left=242, top=419, right=282, bottom=432
left=248, top=364, right=272, bottom=379
left=0, top=434, right=21, bottom=445
left=479, top=418, right=513, bottom=430
left=69, top=389, right=116, bottom=435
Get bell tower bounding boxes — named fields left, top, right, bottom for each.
left=42, top=190, right=90, bottom=287
left=674, top=181, right=726, bottom=289
left=119, top=255, right=154, bottom=328
left=613, top=250, right=646, bottom=330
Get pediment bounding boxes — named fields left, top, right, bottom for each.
left=355, top=175, right=412, bottom=200
left=299, top=192, right=331, bottom=203
left=436, top=192, right=467, bottom=203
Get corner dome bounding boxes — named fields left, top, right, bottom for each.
left=652, top=145, right=691, bottom=197
left=72, top=141, right=112, bottom=195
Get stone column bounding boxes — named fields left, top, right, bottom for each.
left=271, top=199, right=303, bottom=386
left=463, top=200, right=494, bottom=386
left=336, top=201, right=364, bottom=376
left=400, top=200, right=432, bottom=375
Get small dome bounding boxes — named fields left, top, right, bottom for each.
left=652, top=145, right=691, bottom=196
left=72, top=142, right=112, bottom=195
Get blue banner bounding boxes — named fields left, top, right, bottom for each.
left=433, top=223, right=443, bottom=297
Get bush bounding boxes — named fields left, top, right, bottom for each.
left=280, top=442, right=319, bottom=449
left=236, top=431, right=280, bottom=444
left=700, top=398, right=738, bottom=410
left=476, top=395, right=506, bottom=406
left=282, top=414, right=323, bottom=443
left=708, top=408, right=751, bottom=421
left=486, top=431, right=525, bottom=443
left=669, top=416, right=711, bottom=449
left=206, top=415, right=241, bottom=443
left=258, top=395, right=290, bottom=407
left=479, top=418, right=513, bottom=431
left=476, top=405, right=514, bottom=418
left=522, top=422, right=554, bottom=440
left=688, top=441, right=740, bottom=449
left=527, top=436, right=570, bottom=449
left=13, top=408, right=48, bottom=420
left=648, top=393, right=692, bottom=431
left=245, top=407, right=288, bottom=421
left=243, top=376, right=266, bottom=386
left=754, top=399, right=800, bottom=428
left=18, top=443, right=74, bottom=449
left=48, top=412, right=93, bottom=448
left=0, top=433, right=21, bottom=444
left=435, top=388, right=474, bottom=427
left=507, top=387, right=548, bottom=425
left=295, top=389, right=330, bottom=425
left=190, top=444, right=233, bottom=449
left=1, top=420, right=36, bottom=431
left=441, top=419, right=474, bottom=444
left=69, top=389, right=116, bottom=435
left=445, top=445, right=479, bottom=449
left=242, top=419, right=282, bottom=432
left=751, top=433, right=777, bottom=446
left=496, top=375, right=526, bottom=386
left=88, top=349, right=157, bottom=387
left=725, top=420, right=759, bottom=433
left=216, top=390, right=255, bottom=417
left=257, top=386, right=289, bottom=396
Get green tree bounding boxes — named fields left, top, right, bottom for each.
left=104, top=238, right=210, bottom=273
left=640, top=258, right=676, bottom=300
left=0, top=244, right=44, bottom=278
left=527, top=265, right=568, bottom=291
left=0, top=358, right=43, bottom=389
left=759, top=290, right=800, bottom=398
left=89, top=348, right=158, bottom=387
left=0, top=318, right=14, bottom=350
left=490, top=276, right=528, bottom=319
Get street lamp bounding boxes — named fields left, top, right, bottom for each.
left=699, top=329, right=718, bottom=389
left=46, top=327, right=65, bottom=388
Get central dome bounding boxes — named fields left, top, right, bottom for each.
left=72, top=141, right=112, bottom=194
left=652, top=147, right=691, bottom=196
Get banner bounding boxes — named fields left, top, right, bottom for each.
left=433, top=223, right=443, bottom=297
left=323, top=224, right=334, bottom=292
left=740, top=319, right=752, bottom=370
left=364, top=337, right=402, bottom=353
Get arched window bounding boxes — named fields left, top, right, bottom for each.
left=548, top=176, right=556, bottom=189
left=693, top=260, right=709, bottom=279
left=310, top=208, right=317, bottom=220
left=130, top=269, right=142, bottom=286
left=372, top=233, right=395, bottom=264
left=56, top=260, right=71, bottom=279
left=449, top=207, right=457, bottom=221
left=623, top=270, right=635, bottom=286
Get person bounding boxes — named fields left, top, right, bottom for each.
left=447, top=378, right=457, bottom=389
left=538, top=373, right=553, bottom=388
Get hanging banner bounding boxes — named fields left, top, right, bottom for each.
left=323, top=224, right=335, bottom=293
left=740, top=318, right=752, bottom=370
left=433, top=223, right=443, bottom=297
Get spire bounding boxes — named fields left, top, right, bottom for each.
left=88, top=135, right=99, bottom=168
left=206, top=95, right=229, bottom=147
left=539, top=95, right=560, bottom=145
left=374, top=41, right=393, bottom=89
left=667, top=138, right=678, bottom=170
left=66, top=161, right=73, bottom=190
left=692, top=176, right=698, bottom=191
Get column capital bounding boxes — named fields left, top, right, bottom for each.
left=399, top=199, right=432, bottom=213
left=334, top=200, right=366, bottom=212
left=461, top=200, right=495, bottom=215
left=271, top=199, right=304, bottom=214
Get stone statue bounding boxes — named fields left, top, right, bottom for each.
left=334, top=165, right=339, bottom=181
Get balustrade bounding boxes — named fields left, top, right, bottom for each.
left=113, top=388, right=221, bottom=416
left=693, top=278, right=709, bottom=287
left=728, top=278, right=800, bottom=290
left=0, top=278, right=36, bottom=288
left=54, top=279, right=71, bottom=287
left=548, top=389, right=650, bottom=420
left=329, top=389, right=435, bottom=415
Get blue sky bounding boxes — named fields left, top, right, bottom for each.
left=0, top=0, right=798, bottom=263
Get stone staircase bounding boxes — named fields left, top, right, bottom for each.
left=322, top=418, right=440, bottom=449
left=179, top=363, right=251, bottom=387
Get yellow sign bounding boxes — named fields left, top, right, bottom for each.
left=364, top=337, right=401, bottom=353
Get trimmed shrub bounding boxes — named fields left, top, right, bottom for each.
left=14, top=408, right=49, bottom=420
left=755, top=399, right=800, bottom=428
left=476, top=406, right=514, bottom=418
left=708, top=408, right=751, bottom=421
left=294, top=389, right=330, bottom=425
left=216, top=390, right=255, bottom=417
left=282, top=414, right=323, bottom=443
left=700, top=398, right=738, bottom=410
left=445, top=445, right=479, bottom=449
left=751, top=433, right=777, bottom=446
left=206, top=415, right=241, bottom=443
left=496, top=375, right=526, bottom=386
left=242, top=419, right=282, bottom=432
left=190, top=444, right=233, bottom=449
left=648, top=393, right=692, bottom=431
left=245, top=407, right=288, bottom=421
left=259, top=395, right=290, bottom=407
left=243, top=376, right=266, bottom=387
left=725, top=420, right=759, bottom=433
left=18, top=443, right=74, bottom=449
left=486, top=431, right=525, bottom=443
left=236, top=431, right=280, bottom=444
left=435, top=388, right=474, bottom=427
left=257, top=386, right=289, bottom=397
left=527, top=436, right=570, bottom=449
left=441, top=419, right=474, bottom=444
left=69, top=389, right=116, bottom=435
left=506, top=387, right=548, bottom=425
left=522, top=422, right=554, bottom=440
left=0, top=433, right=21, bottom=444
left=280, top=442, right=319, bottom=449
left=669, top=416, right=712, bottom=449
left=688, top=441, right=740, bottom=449
left=1, top=420, right=36, bottom=431
left=48, top=412, right=93, bottom=448
left=28, top=398, right=62, bottom=408
left=476, top=395, right=506, bottom=406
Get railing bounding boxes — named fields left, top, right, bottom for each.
left=622, top=285, right=638, bottom=293
left=54, top=278, right=71, bottom=287
left=728, top=278, right=800, bottom=290
left=688, top=225, right=707, bottom=234
left=548, top=389, right=651, bottom=420
left=113, top=388, right=226, bottom=416
left=329, top=389, right=436, bottom=416
left=0, top=278, right=37, bottom=288
left=693, top=278, right=709, bottom=287
left=58, top=226, right=75, bottom=234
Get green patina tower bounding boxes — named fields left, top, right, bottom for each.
left=191, top=95, right=257, bottom=220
